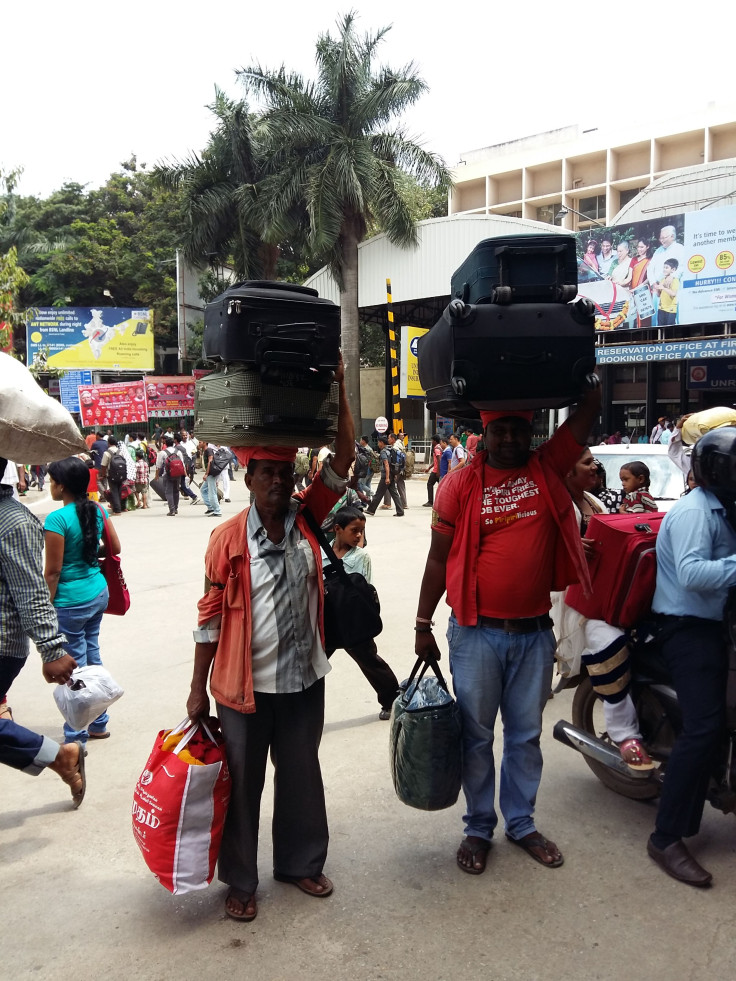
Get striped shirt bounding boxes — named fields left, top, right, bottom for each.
left=0, top=486, right=68, bottom=662
left=246, top=500, right=330, bottom=693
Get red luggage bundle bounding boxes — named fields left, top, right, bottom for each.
left=565, top=512, right=664, bottom=629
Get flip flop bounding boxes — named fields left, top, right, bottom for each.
left=71, top=741, right=87, bottom=809
left=618, top=738, right=656, bottom=771
left=0, top=701, right=12, bottom=721
left=505, top=832, right=564, bottom=868
left=273, top=873, right=333, bottom=897
left=225, top=889, right=257, bottom=922
left=457, top=836, right=491, bottom=875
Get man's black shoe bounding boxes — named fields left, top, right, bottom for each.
left=646, top=838, right=712, bottom=887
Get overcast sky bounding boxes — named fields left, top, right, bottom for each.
left=3, top=1, right=731, bottom=198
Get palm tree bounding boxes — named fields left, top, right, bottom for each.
left=239, top=11, right=451, bottom=422
left=153, top=89, right=282, bottom=280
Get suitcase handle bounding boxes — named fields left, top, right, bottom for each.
left=228, top=280, right=319, bottom=297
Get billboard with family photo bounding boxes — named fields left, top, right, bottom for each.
left=575, top=205, right=736, bottom=331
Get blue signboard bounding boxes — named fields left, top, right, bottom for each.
left=596, top=337, right=736, bottom=364
left=59, top=369, right=93, bottom=412
left=687, top=361, right=736, bottom=390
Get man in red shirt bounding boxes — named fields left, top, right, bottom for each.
left=414, top=379, right=600, bottom=875
left=423, top=435, right=442, bottom=508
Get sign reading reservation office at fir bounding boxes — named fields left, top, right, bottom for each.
left=27, top=307, right=154, bottom=371
left=575, top=205, right=736, bottom=332
left=596, top=336, right=736, bottom=365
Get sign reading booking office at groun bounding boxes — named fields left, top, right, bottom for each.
left=596, top=337, right=736, bottom=364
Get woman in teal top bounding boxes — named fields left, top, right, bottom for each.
left=44, top=457, right=121, bottom=744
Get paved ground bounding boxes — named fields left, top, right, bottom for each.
left=4, top=474, right=736, bottom=981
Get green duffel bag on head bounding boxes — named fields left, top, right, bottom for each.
left=390, top=657, right=462, bottom=811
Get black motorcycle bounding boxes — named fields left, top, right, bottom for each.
left=553, top=624, right=736, bottom=815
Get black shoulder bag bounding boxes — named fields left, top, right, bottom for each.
left=302, top=506, right=383, bottom=652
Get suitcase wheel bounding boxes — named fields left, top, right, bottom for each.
left=448, top=298, right=471, bottom=322
left=570, top=295, right=596, bottom=324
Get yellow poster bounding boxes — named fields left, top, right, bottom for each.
left=400, top=325, right=429, bottom=398
left=27, top=307, right=155, bottom=371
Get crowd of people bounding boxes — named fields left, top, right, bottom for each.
left=3, top=382, right=736, bottom=915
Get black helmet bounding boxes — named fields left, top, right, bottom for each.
left=691, top=428, right=736, bottom=496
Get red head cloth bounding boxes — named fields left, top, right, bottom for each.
left=480, top=410, right=534, bottom=428
left=232, top=446, right=298, bottom=468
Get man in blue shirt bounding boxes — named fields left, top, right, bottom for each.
left=439, top=437, right=452, bottom=479
left=649, top=429, right=736, bottom=886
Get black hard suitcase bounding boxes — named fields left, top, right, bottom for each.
left=203, top=281, right=340, bottom=385
left=418, top=298, right=596, bottom=412
left=149, top=477, right=166, bottom=502
left=194, top=365, right=339, bottom=448
left=451, top=234, right=579, bottom=306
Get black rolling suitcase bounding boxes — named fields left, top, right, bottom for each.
left=194, top=365, right=339, bottom=448
left=417, top=297, right=596, bottom=413
left=203, top=281, right=340, bottom=386
left=451, top=234, right=578, bottom=306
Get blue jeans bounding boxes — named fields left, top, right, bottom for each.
left=56, top=586, right=109, bottom=743
left=201, top=475, right=221, bottom=515
left=448, top=616, right=556, bottom=841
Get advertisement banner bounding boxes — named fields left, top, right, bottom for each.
left=144, top=376, right=195, bottom=417
left=400, top=325, right=429, bottom=398
left=59, top=369, right=93, bottom=412
left=27, top=307, right=154, bottom=371
left=78, top=380, right=148, bottom=429
left=575, top=206, right=736, bottom=331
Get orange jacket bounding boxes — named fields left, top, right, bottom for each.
left=197, top=475, right=340, bottom=713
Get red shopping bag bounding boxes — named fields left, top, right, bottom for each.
left=132, top=719, right=230, bottom=894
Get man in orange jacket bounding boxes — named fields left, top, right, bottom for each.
left=187, top=358, right=354, bottom=923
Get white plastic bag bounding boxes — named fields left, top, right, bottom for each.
left=53, top=665, right=124, bottom=730
left=0, top=352, right=88, bottom=463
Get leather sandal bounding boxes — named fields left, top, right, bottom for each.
left=273, top=873, right=333, bottom=897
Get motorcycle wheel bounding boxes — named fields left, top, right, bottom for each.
left=571, top=676, right=661, bottom=801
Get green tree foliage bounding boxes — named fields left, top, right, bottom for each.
left=0, top=169, right=30, bottom=353
left=238, top=11, right=451, bottom=422
left=1, top=159, right=187, bottom=350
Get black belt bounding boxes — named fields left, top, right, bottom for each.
left=474, top=614, right=553, bottom=634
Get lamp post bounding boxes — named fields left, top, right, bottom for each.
left=555, top=206, right=605, bottom=228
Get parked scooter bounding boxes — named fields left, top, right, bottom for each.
left=553, top=624, right=736, bottom=815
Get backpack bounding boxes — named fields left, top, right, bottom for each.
left=209, top=447, right=231, bottom=476
left=565, top=513, right=665, bottom=628
left=295, top=452, right=310, bottom=478
left=147, top=445, right=157, bottom=467
left=390, top=445, right=406, bottom=476
left=108, top=451, right=128, bottom=483
left=354, top=446, right=370, bottom=479
left=164, top=449, right=186, bottom=479
left=368, top=448, right=381, bottom=474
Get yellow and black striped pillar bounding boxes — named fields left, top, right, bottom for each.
left=386, top=278, right=403, bottom=434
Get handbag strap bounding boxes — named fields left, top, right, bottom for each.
left=301, top=506, right=350, bottom=584
left=96, top=502, right=112, bottom=551
left=407, top=655, right=451, bottom=693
